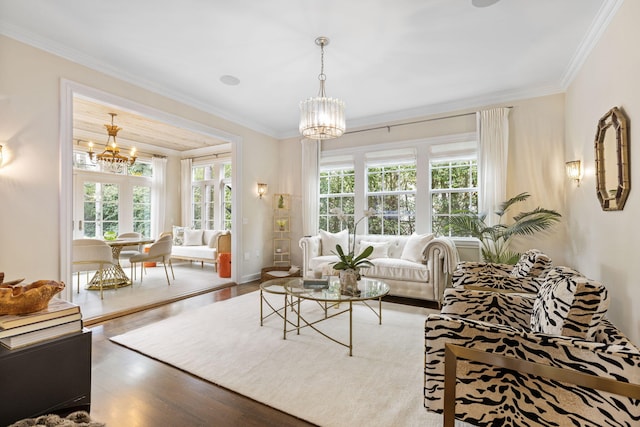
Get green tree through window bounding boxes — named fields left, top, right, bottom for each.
left=431, top=159, right=478, bottom=236
left=319, top=168, right=355, bottom=232
left=366, top=163, right=416, bottom=235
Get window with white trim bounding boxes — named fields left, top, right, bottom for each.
left=366, top=161, right=416, bottom=235
left=191, top=161, right=232, bottom=230
left=73, top=150, right=153, bottom=239
left=319, top=166, right=355, bottom=232
left=317, top=135, right=477, bottom=237
left=430, top=159, right=478, bottom=236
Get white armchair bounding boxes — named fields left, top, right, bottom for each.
left=130, top=235, right=174, bottom=286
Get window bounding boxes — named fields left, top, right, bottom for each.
left=317, top=135, right=477, bottom=237
left=73, top=151, right=152, bottom=177
left=366, top=162, right=416, bottom=235
left=191, top=161, right=232, bottom=230
left=73, top=150, right=153, bottom=238
left=319, top=167, right=355, bottom=232
left=133, top=185, right=151, bottom=237
left=82, top=182, right=119, bottom=238
left=430, top=159, right=478, bottom=236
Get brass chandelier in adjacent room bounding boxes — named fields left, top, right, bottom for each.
left=89, top=113, right=137, bottom=171
left=299, top=36, right=345, bottom=140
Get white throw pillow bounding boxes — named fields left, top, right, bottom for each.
left=319, top=229, right=349, bottom=256
left=172, top=226, right=190, bottom=246
left=401, top=233, right=435, bottom=263
left=358, top=240, right=390, bottom=259
left=205, top=230, right=222, bottom=248
left=183, top=229, right=204, bottom=246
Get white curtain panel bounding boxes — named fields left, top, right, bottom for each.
left=301, top=139, right=320, bottom=236
left=180, top=158, right=193, bottom=228
left=151, top=156, right=168, bottom=238
left=477, top=107, right=510, bottom=226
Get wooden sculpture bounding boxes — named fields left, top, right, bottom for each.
left=0, top=278, right=65, bottom=315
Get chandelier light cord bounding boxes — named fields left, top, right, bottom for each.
left=317, top=37, right=327, bottom=97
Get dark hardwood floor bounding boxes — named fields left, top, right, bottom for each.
left=88, top=283, right=316, bottom=427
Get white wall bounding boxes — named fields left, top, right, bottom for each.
left=565, top=0, right=640, bottom=343
left=0, top=35, right=279, bottom=286
left=279, top=93, right=568, bottom=269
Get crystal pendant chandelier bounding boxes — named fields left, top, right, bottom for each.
left=88, top=113, right=137, bottom=173
left=299, top=36, right=345, bottom=140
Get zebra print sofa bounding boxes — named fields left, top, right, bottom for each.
left=424, top=266, right=640, bottom=426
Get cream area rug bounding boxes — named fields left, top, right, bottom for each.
left=111, top=291, right=466, bottom=426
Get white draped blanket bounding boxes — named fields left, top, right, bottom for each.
left=111, top=291, right=463, bottom=426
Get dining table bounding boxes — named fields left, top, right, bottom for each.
left=86, top=237, right=155, bottom=290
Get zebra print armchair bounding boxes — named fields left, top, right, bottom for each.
left=425, top=266, right=640, bottom=426
left=451, top=249, right=552, bottom=294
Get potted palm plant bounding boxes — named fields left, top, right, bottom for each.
left=448, top=192, right=561, bottom=264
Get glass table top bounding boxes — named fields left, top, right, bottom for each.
left=274, top=276, right=390, bottom=302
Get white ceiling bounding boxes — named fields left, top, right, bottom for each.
left=0, top=0, right=619, bottom=140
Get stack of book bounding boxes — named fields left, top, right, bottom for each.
left=0, top=299, right=82, bottom=349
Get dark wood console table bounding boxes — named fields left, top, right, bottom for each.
left=0, top=329, right=92, bottom=425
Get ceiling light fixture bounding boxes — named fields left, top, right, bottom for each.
left=472, top=0, right=501, bottom=7
left=299, top=36, right=345, bottom=140
left=89, top=113, right=137, bottom=172
left=220, top=75, right=240, bottom=86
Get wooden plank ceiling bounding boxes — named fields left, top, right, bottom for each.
left=73, top=97, right=229, bottom=156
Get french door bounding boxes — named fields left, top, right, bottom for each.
left=73, top=172, right=151, bottom=239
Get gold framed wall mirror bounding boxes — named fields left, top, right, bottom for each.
left=594, top=106, right=630, bottom=211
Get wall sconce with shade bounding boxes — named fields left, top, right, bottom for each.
left=257, top=183, right=267, bottom=199
left=566, top=160, right=582, bottom=186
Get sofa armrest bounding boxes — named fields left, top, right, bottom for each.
left=441, top=287, right=535, bottom=329
left=299, top=235, right=321, bottom=277
left=424, top=314, right=640, bottom=425
left=217, top=232, right=231, bottom=253
left=423, top=237, right=459, bottom=304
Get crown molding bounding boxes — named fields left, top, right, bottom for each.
left=0, top=22, right=279, bottom=139
left=275, top=83, right=563, bottom=140
left=560, top=0, right=624, bottom=89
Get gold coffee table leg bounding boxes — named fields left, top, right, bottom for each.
left=349, top=301, right=353, bottom=357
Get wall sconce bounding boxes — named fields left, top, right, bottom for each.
left=565, top=160, right=582, bottom=186
left=257, top=183, right=267, bottom=199
left=0, top=145, right=3, bottom=167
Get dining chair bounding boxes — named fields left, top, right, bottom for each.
left=72, top=239, right=115, bottom=300
left=130, top=235, right=175, bottom=286
left=118, top=232, right=143, bottom=279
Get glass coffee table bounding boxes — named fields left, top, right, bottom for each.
left=281, top=276, right=390, bottom=356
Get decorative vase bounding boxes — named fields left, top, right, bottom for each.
left=339, top=269, right=358, bottom=295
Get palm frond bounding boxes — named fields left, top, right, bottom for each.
left=508, top=211, right=562, bottom=237
left=448, top=215, right=486, bottom=239
left=495, top=192, right=530, bottom=216
left=511, top=207, right=561, bottom=222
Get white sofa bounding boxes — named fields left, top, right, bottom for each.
left=171, top=228, right=231, bottom=270
left=299, top=232, right=459, bottom=303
